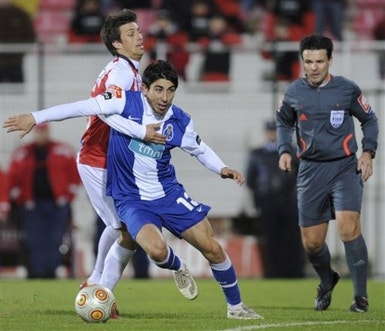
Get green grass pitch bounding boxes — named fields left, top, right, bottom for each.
left=1, top=278, right=384, bottom=330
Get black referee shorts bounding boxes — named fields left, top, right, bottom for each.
left=297, top=156, right=363, bottom=227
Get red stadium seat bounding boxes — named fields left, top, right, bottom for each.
left=353, top=8, right=385, bottom=40
left=135, top=9, right=156, bottom=36
left=38, top=0, right=76, bottom=10
left=34, top=0, right=76, bottom=43
left=200, top=72, right=230, bottom=82
left=34, top=10, right=72, bottom=43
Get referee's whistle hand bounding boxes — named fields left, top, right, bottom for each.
left=279, top=153, right=292, bottom=172
left=357, top=153, right=373, bottom=183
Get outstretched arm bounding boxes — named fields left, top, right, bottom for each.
left=3, top=97, right=105, bottom=138
left=3, top=95, right=166, bottom=144
left=3, top=113, right=36, bottom=138
left=195, top=142, right=245, bottom=186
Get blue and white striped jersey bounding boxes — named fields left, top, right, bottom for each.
left=32, top=85, right=227, bottom=202
left=96, top=90, right=221, bottom=201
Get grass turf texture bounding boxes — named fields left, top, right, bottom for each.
left=1, top=278, right=384, bottom=330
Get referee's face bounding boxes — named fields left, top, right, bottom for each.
left=302, top=49, right=332, bottom=87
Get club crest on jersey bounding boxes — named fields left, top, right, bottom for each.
left=163, top=124, right=174, bottom=141
left=330, top=110, right=344, bottom=128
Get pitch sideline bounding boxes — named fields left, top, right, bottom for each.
left=221, top=319, right=382, bottom=331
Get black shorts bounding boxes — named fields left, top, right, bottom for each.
left=297, top=156, right=363, bottom=227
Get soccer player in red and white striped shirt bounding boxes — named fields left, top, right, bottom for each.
left=75, top=9, right=164, bottom=301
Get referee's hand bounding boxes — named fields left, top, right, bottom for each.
left=279, top=153, right=292, bottom=172
left=357, top=152, right=373, bottom=182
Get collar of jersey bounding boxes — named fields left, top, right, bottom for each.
left=117, top=54, right=140, bottom=72
left=307, top=73, right=332, bottom=88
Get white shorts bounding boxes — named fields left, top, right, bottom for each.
left=77, top=163, right=122, bottom=229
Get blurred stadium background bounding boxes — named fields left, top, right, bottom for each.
left=0, top=0, right=384, bottom=280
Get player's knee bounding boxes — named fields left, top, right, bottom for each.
left=338, top=220, right=361, bottom=241
left=302, top=238, right=323, bottom=254
left=145, top=242, right=168, bottom=262
left=201, top=240, right=226, bottom=263
left=117, top=231, right=137, bottom=250
left=340, top=228, right=361, bottom=242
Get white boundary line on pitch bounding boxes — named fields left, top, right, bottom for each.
left=221, top=319, right=383, bottom=331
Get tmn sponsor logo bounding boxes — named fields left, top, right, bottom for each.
left=129, top=139, right=165, bottom=159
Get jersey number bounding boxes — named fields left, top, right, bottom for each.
left=176, top=192, right=198, bottom=211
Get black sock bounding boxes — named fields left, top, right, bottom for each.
left=344, top=234, right=368, bottom=298
left=308, top=244, right=333, bottom=289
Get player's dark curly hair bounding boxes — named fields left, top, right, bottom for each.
left=100, top=9, right=137, bottom=56
left=299, top=34, right=334, bottom=59
left=142, top=60, right=179, bottom=89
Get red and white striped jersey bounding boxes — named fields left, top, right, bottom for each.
left=77, top=55, right=141, bottom=168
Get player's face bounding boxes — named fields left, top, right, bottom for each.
left=302, top=49, right=332, bottom=87
left=114, top=22, right=144, bottom=61
left=143, top=79, right=176, bottom=117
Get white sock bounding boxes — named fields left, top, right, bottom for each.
left=87, top=226, right=119, bottom=284
left=228, top=302, right=243, bottom=310
left=100, top=241, right=135, bottom=291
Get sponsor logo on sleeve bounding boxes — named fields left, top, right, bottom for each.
left=358, top=93, right=371, bottom=113
left=103, top=92, right=112, bottom=100
left=105, top=85, right=123, bottom=99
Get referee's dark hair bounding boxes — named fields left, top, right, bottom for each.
left=299, top=34, right=334, bottom=60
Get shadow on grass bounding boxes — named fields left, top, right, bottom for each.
left=46, top=309, right=77, bottom=317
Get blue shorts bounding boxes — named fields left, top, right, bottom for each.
left=297, top=156, right=363, bottom=227
left=114, top=184, right=211, bottom=239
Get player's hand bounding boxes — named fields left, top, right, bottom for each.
left=357, top=152, right=373, bottom=182
left=220, top=167, right=245, bottom=186
left=143, top=123, right=166, bottom=144
left=3, top=114, right=36, bottom=138
left=279, top=153, right=292, bottom=172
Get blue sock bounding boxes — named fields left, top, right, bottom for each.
left=210, top=255, right=241, bottom=305
left=154, top=246, right=181, bottom=271
left=344, top=234, right=368, bottom=298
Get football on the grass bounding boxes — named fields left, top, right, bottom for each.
left=75, top=284, right=116, bottom=323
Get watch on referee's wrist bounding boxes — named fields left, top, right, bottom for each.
left=363, top=150, right=376, bottom=159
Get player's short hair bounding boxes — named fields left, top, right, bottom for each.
left=142, top=60, right=179, bottom=89
left=100, top=9, right=137, bottom=56
left=299, top=34, right=333, bottom=59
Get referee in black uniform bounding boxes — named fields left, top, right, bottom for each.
left=276, top=34, right=378, bottom=313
